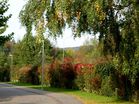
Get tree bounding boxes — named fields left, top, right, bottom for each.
left=13, top=34, right=53, bottom=66
left=0, top=0, right=13, bottom=81
left=0, top=0, right=13, bottom=46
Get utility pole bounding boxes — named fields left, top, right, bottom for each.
left=61, top=0, right=64, bottom=63
left=10, top=40, right=13, bottom=82
left=63, top=46, right=64, bottom=62
left=9, top=54, right=13, bottom=82
left=41, top=40, right=44, bottom=90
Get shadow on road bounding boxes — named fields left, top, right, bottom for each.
left=0, top=83, right=40, bottom=103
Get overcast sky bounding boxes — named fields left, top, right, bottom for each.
left=5, top=0, right=92, bottom=48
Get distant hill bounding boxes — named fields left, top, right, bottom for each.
left=60, top=46, right=80, bottom=51
left=59, top=45, right=94, bottom=51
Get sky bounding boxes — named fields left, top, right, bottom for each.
left=5, top=0, right=93, bottom=48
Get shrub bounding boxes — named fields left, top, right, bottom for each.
left=75, top=74, right=85, bottom=91
left=18, top=65, right=40, bottom=85
left=18, top=65, right=32, bottom=83
left=75, top=63, right=101, bottom=93
left=48, top=59, right=61, bottom=87
left=48, top=57, right=76, bottom=89
left=61, top=63, right=76, bottom=88
left=74, top=63, right=85, bottom=90
left=0, top=68, right=10, bottom=82
left=28, top=65, right=40, bottom=85
left=100, top=76, right=114, bottom=96
left=90, top=75, right=101, bottom=92
left=94, top=62, right=132, bottom=98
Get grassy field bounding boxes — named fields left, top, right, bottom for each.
left=10, top=82, right=135, bottom=104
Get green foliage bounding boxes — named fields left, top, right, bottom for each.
left=0, top=51, right=10, bottom=82
left=12, top=34, right=53, bottom=84
left=95, top=62, right=115, bottom=78
left=75, top=74, right=85, bottom=91
left=0, top=41, right=14, bottom=82
left=75, top=64, right=101, bottom=93
left=100, top=76, right=114, bottom=97
left=64, top=48, right=75, bottom=57
left=19, top=0, right=64, bottom=36
left=94, top=62, right=119, bottom=97
left=95, top=62, right=133, bottom=100
left=0, top=0, right=13, bottom=46
left=0, top=51, right=7, bottom=66
left=0, top=0, right=11, bottom=33
left=13, top=34, right=52, bottom=66
left=0, top=34, right=13, bottom=46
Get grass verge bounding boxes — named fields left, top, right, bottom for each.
left=9, top=82, right=134, bottom=104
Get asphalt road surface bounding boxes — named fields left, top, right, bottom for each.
left=0, top=83, right=83, bottom=104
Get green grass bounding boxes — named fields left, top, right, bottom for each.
left=9, top=82, right=135, bottom=104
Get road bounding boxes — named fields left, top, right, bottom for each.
left=0, top=83, right=83, bottom=104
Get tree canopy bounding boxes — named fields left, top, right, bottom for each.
left=20, top=0, right=139, bottom=53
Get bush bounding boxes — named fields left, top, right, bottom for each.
left=48, top=60, right=61, bottom=87
left=18, top=65, right=40, bottom=85
left=100, top=76, right=114, bottom=96
left=0, top=68, right=10, bottom=82
left=94, top=62, right=133, bottom=98
left=95, top=62, right=117, bottom=96
left=61, top=62, right=76, bottom=88
left=18, top=65, right=32, bottom=83
left=75, top=64, right=101, bottom=93
left=48, top=57, right=77, bottom=89
left=75, top=74, right=85, bottom=91
left=28, top=65, right=40, bottom=85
